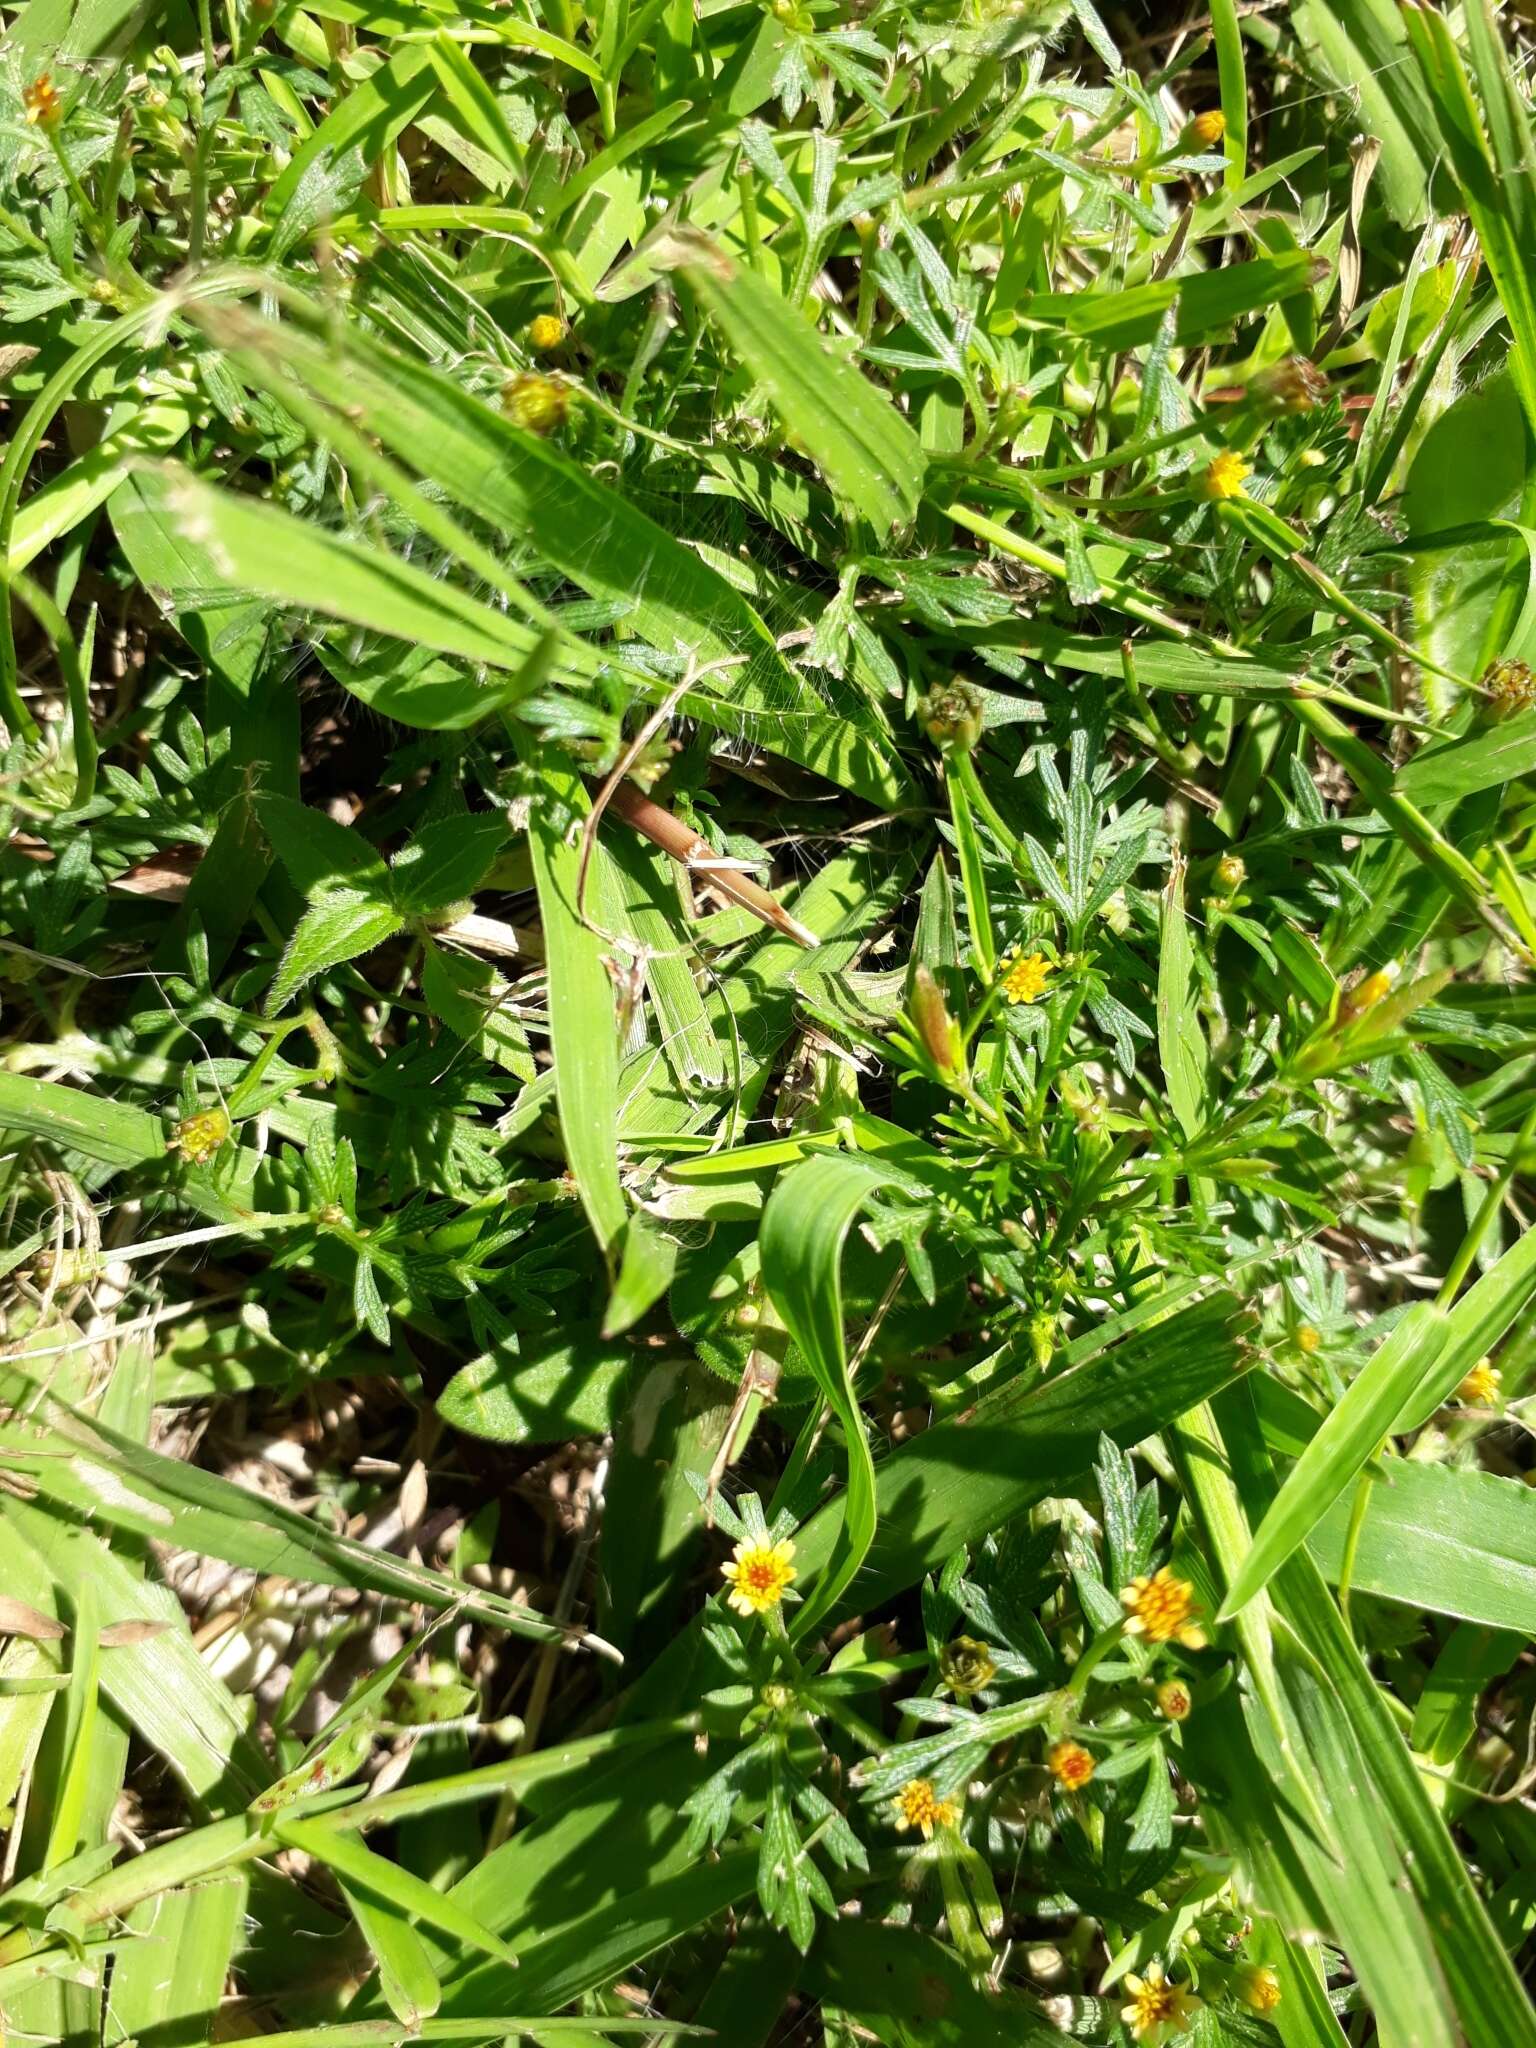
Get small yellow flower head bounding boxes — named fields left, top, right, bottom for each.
left=1191, top=108, right=1227, bottom=147
left=167, top=1107, right=232, bottom=1166
left=892, top=1777, right=957, bottom=1838
left=1120, top=1964, right=1202, bottom=2043
left=502, top=371, right=569, bottom=435
left=1047, top=1739, right=1096, bottom=1790
left=938, top=1635, right=996, bottom=1697
left=24, top=74, right=63, bottom=129
left=1000, top=951, right=1054, bottom=1006
left=1296, top=1323, right=1323, bottom=1355
left=1203, top=450, right=1251, bottom=501
left=1233, top=1962, right=1283, bottom=2014
left=1156, top=1678, right=1193, bottom=1722
left=1456, top=1358, right=1502, bottom=1409
left=1121, top=1568, right=1208, bottom=1649
left=528, top=313, right=565, bottom=352
left=720, top=1537, right=796, bottom=1617
left=1483, top=657, right=1536, bottom=722
left=1338, top=965, right=1395, bottom=1023
left=1213, top=853, right=1246, bottom=895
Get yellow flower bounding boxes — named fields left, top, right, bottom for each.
left=1456, top=1358, right=1502, bottom=1409
left=1000, top=951, right=1054, bottom=1006
left=1338, top=965, right=1395, bottom=1023
left=167, top=1107, right=232, bottom=1165
left=1202, top=450, right=1251, bottom=500
left=1296, top=1323, right=1322, bottom=1355
left=528, top=313, right=565, bottom=352
left=720, top=1537, right=796, bottom=1617
left=1191, top=108, right=1226, bottom=146
left=23, top=74, right=62, bottom=128
left=1121, top=1568, right=1207, bottom=1649
left=1233, top=1962, right=1282, bottom=2014
left=892, top=1777, right=957, bottom=1838
left=1047, top=1739, right=1096, bottom=1790
left=502, top=371, right=569, bottom=435
left=1155, top=1678, right=1192, bottom=1722
left=1121, top=1964, right=1202, bottom=2043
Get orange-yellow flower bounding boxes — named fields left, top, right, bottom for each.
left=720, top=1537, right=796, bottom=1617
left=23, top=74, right=62, bottom=128
left=1120, top=1964, right=1202, bottom=2042
left=1191, top=109, right=1226, bottom=147
left=528, top=314, right=565, bottom=352
left=1000, top=951, right=1053, bottom=1005
left=1456, top=1359, right=1502, bottom=1409
left=1203, top=450, right=1251, bottom=500
left=892, top=1777, right=957, bottom=1838
left=1047, top=1739, right=1096, bottom=1789
left=1121, top=1568, right=1207, bottom=1649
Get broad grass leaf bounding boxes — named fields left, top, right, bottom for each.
left=760, top=1152, right=911, bottom=1635
left=119, top=467, right=552, bottom=709
left=668, top=232, right=926, bottom=536
left=524, top=754, right=626, bottom=1260
left=1218, top=1301, right=1448, bottom=1618
left=1309, top=1460, right=1536, bottom=1636
left=205, top=312, right=910, bottom=805
left=276, top=1818, right=518, bottom=1967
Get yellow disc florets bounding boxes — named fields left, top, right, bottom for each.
left=1456, top=1358, right=1502, bottom=1409
left=720, top=1537, right=796, bottom=1617
left=1203, top=450, right=1251, bottom=501
left=1121, top=1568, right=1208, bottom=1649
left=24, top=74, right=63, bottom=128
left=1120, top=1964, right=1202, bottom=2042
left=528, top=314, right=565, bottom=352
left=502, top=372, right=569, bottom=435
left=167, top=1107, right=232, bottom=1165
left=892, top=1777, right=957, bottom=1838
left=999, top=951, right=1054, bottom=1006
left=1233, top=1962, right=1283, bottom=2014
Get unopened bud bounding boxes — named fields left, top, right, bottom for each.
left=1156, top=1678, right=1192, bottom=1722
left=502, top=372, right=569, bottom=435
left=1481, top=657, right=1536, bottom=723
left=939, top=1636, right=997, bottom=1697
left=909, top=964, right=965, bottom=1078
left=1213, top=853, right=1246, bottom=895
left=918, top=681, right=984, bottom=753
left=1255, top=355, right=1329, bottom=415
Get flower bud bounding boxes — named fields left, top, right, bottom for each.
left=1255, top=355, right=1329, bottom=415
left=502, top=372, right=569, bottom=435
left=528, top=313, right=565, bottom=352
left=1337, top=965, right=1395, bottom=1024
left=908, top=964, right=965, bottom=1079
left=1190, top=108, right=1226, bottom=146
left=939, top=1636, right=997, bottom=1697
left=918, top=681, right=984, bottom=752
left=1481, top=657, right=1536, bottom=723
left=1156, top=1678, right=1193, bottom=1722
left=1213, top=853, right=1246, bottom=895
left=1233, top=1963, right=1282, bottom=2014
